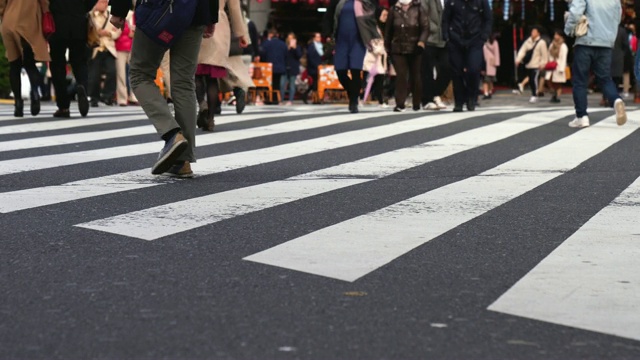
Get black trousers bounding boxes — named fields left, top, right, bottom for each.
left=448, top=42, right=483, bottom=107
left=272, top=73, right=282, bottom=104
left=392, top=53, right=422, bottom=110
left=421, top=45, right=451, bottom=105
left=88, top=50, right=116, bottom=103
left=336, top=69, right=362, bottom=106
left=50, top=38, right=89, bottom=110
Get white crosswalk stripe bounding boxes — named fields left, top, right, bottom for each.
left=1, top=104, right=639, bottom=343
left=75, top=109, right=577, bottom=240
left=0, top=107, right=512, bottom=212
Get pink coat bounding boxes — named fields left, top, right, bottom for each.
left=115, top=21, right=133, bottom=52
left=483, top=40, right=500, bottom=77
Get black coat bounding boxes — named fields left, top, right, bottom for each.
left=49, top=0, right=98, bottom=41
left=306, top=43, right=323, bottom=76
left=110, top=0, right=218, bottom=26
left=285, top=46, right=303, bottom=76
left=442, top=0, right=492, bottom=47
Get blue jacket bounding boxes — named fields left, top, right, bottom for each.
left=565, top=0, right=622, bottom=49
left=286, top=46, right=303, bottom=76
left=306, top=43, right=323, bottom=76
left=261, top=37, right=288, bottom=75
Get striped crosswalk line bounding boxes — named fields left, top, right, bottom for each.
left=0, top=108, right=514, bottom=213
left=75, top=110, right=577, bottom=240
left=243, top=114, right=639, bottom=282
left=488, top=173, right=640, bottom=342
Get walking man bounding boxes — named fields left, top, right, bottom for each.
left=565, top=0, right=627, bottom=128
left=442, top=0, right=493, bottom=112
left=110, top=0, right=218, bottom=177
left=421, top=0, right=449, bottom=111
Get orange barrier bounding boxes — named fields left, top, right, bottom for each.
left=317, top=65, right=345, bottom=101
left=248, top=62, right=281, bottom=103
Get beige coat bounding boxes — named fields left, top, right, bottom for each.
left=197, top=0, right=247, bottom=67
left=0, top=0, right=51, bottom=62
left=545, top=42, right=569, bottom=84
left=90, top=10, right=122, bottom=59
left=516, top=36, right=549, bottom=69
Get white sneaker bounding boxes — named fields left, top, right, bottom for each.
left=379, top=103, right=389, bottom=108
left=518, top=83, right=525, bottom=94
left=433, top=96, right=447, bottom=109
left=568, top=116, right=590, bottom=128
left=423, top=102, right=440, bottom=110
left=529, top=96, right=538, bottom=103
left=622, top=92, right=631, bottom=99
left=614, top=98, right=627, bottom=126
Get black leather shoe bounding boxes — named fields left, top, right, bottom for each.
left=453, top=105, right=463, bottom=112
left=77, top=85, right=89, bottom=117
left=234, top=88, right=246, bottom=114
left=53, top=108, right=71, bottom=118
left=30, top=89, right=40, bottom=116
left=14, top=99, right=24, bottom=117
left=467, top=102, right=476, bottom=111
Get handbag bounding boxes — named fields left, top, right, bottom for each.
left=229, top=37, right=243, bottom=56
left=575, top=15, right=589, bottom=38
left=545, top=61, right=558, bottom=71
left=522, top=39, right=540, bottom=65
left=87, top=12, right=108, bottom=48
left=252, top=64, right=263, bottom=80
left=42, top=11, right=56, bottom=39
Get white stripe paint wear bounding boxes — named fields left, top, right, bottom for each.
left=75, top=110, right=576, bottom=240
left=243, top=114, right=639, bottom=282
left=0, top=108, right=507, bottom=213
left=488, top=175, right=640, bottom=342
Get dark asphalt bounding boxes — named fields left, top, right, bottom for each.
left=1, top=100, right=639, bottom=359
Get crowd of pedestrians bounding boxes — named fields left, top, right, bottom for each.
left=0, top=0, right=631, bottom=176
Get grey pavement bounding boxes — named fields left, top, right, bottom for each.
left=1, top=98, right=639, bottom=359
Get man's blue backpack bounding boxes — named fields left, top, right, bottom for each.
left=135, top=0, right=198, bottom=48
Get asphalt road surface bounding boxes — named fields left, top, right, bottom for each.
left=1, top=101, right=640, bottom=359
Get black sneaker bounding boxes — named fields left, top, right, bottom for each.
left=151, top=132, right=189, bottom=175
left=77, top=85, right=89, bottom=117
left=393, top=106, right=406, bottom=112
left=467, top=102, right=476, bottom=111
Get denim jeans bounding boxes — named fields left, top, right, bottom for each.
left=572, top=45, right=620, bottom=118
left=280, top=74, right=296, bottom=102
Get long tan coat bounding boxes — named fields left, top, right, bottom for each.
left=0, top=0, right=51, bottom=62
left=197, top=0, right=247, bottom=67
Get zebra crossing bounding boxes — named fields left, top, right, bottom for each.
left=2, top=102, right=640, bottom=350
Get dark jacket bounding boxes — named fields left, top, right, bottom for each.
left=323, top=0, right=380, bottom=46
left=243, top=20, right=259, bottom=59
left=49, top=0, right=98, bottom=41
left=421, top=0, right=446, bottom=47
left=442, top=0, right=492, bottom=47
left=385, top=1, right=429, bottom=55
left=286, top=46, right=303, bottom=76
left=306, top=43, right=323, bottom=76
left=611, top=25, right=630, bottom=78
left=110, top=0, right=218, bottom=26
left=260, top=37, right=288, bottom=74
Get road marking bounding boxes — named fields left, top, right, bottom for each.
left=0, top=109, right=404, bottom=176
left=75, top=110, right=576, bottom=240
left=243, top=115, right=639, bottom=282
left=488, top=175, right=640, bottom=342
left=0, top=109, right=505, bottom=213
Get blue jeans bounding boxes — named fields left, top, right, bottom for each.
left=635, top=52, right=640, bottom=90
left=572, top=45, right=620, bottom=118
left=280, top=74, right=296, bottom=102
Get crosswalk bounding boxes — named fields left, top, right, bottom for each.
left=1, top=103, right=640, bottom=342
